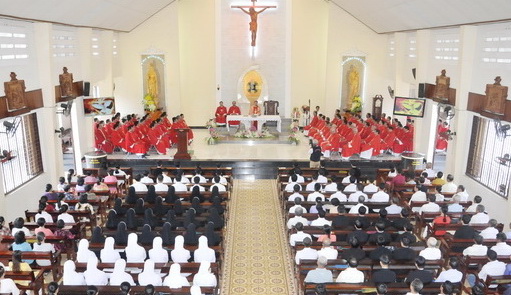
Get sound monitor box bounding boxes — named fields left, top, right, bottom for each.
left=84, top=82, right=90, bottom=96
left=418, top=83, right=425, bottom=98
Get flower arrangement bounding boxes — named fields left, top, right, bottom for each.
left=142, top=94, right=157, bottom=112
left=234, top=124, right=274, bottom=139
left=288, top=120, right=300, bottom=144
left=351, top=96, right=362, bottom=113
left=205, top=119, right=219, bottom=145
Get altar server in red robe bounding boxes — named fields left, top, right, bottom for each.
left=125, top=124, right=148, bottom=157
left=361, top=129, right=382, bottom=156
left=177, top=114, right=194, bottom=144
left=402, top=126, right=414, bottom=152
left=436, top=121, right=449, bottom=151
left=341, top=127, right=361, bottom=158
left=303, top=111, right=319, bottom=134
left=110, top=122, right=126, bottom=151
left=148, top=120, right=168, bottom=155
left=215, top=101, right=227, bottom=126
left=95, top=121, right=114, bottom=154
left=227, top=101, right=241, bottom=126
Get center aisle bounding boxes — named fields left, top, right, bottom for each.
left=221, top=179, right=297, bottom=295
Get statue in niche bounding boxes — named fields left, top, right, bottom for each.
left=434, top=69, right=450, bottom=100
left=484, top=76, right=508, bottom=115
left=59, top=67, right=74, bottom=97
left=4, top=72, right=26, bottom=111
left=347, top=65, right=360, bottom=109
left=146, top=61, right=159, bottom=107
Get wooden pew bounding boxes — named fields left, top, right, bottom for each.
left=25, top=209, right=96, bottom=228
left=483, top=274, right=511, bottom=294
left=5, top=271, right=45, bottom=295
left=0, top=250, right=62, bottom=281
left=0, top=235, right=76, bottom=260
left=57, top=285, right=216, bottom=295
left=303, top=282, right=461, bottom=295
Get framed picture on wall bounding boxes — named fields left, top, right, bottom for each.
left=83, top=97, right=115, bottom=116
left=393, top=97, right=426, bottom=118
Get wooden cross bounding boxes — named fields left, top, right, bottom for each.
left=231, top=0, right=277, bottom=47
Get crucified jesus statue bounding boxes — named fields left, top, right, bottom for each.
left=232, top=0, right=276, bottom=47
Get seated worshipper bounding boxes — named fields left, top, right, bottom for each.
left=317, top=225, right=336, bottom=242
left=369, top=235, right=393, bottom=261
left=348, top=195, right=369, bottom=214
left=163, top=263, right=191, bottom=288
left=92, top=178, right=109, bottom=193
left=341, top=236, right=366, bottom=262
left=393, top=237, right=417, bottom=262
left=74, top=194, right=95, bottom=222
left=336, top=257, right=364, bottom=283
left=442, top=174, right=457, bottom=193
left=324, top=198, right=340, bottom=214
left=375, top=209, right=392, bottom=229
left=193, top=166, right=207, bottom=183
left=9, top=250, right=32, bottom=272
left=304, top=256, right=333, bottom=283
left=211, top=171, right=228, bottom=185
left=148, top=237, right=169, bottom=263
left=125, top=233, right=147, bottom=262
left=467, top=195, right=483, bottom=213
left=207, top=207, right=224, bottom=230
left=131, top=174, right=148, bottom=192
left=290, top=222, right=312, bottom=247
left=53, top=219, right=75, bottom=252
left=295, top=237, right=318, bottom=264
left=194, top=236, right=216, bottom=263
left=0, top=216, right=8, bottom=236
left=0, top=266, right=20, bottom=295
left=83, top=172, right=98, bottom=184
left=210, top=176, right=227, bottom=192
left=307, top=183, right=325, bottom=202
left=205, top=221, right=221, bottom=247
left=34, top=217, right=53, bottom=237
left=404, top=256, right=434, bottom=284
left=491, top=232, right=511, bottom=256
left=154, top=174, right=169, bottom=192
left=327, top=183, right=347, bottom=202
left=191, top=196, right=205, bottom=216
left=397, top=223, right=418, bottom=244
left=331, top=205, right=350, bottom=229
left=139, top=224, right=157, bottom=245
left=287, top=208, right=309, bottom=229
left=210, top=196, right=225, bottom=215
left=431, top=205, right=451, bottom=237
left=369, top=221, right=392, bottom=245
left=324, top=176, right=338, bottom=192
left=317, top=238, right=338, bottom=260
left=90, top=226, right=106, bottom=244
left=288, top=184, right=304, bottom=202
left=63, top=260, right=85, bottom=285
left=83, top=256, right=108, bottom=286
left=317, top=169, right=328, bottom=184
left=285, top=174, right=302, bottom=192
left=11, top=232, right=33, bottom=263
left=32, top=232, right=55, bottom=267
left=463, top=235, right=488, bottom=257
left=375, top=284, right=389, bottom=295
left=305, top=174, right=320, bottom=191
left=436, top=257, right=463, bottom=283
left=141, top=171, right=155, bottom=184
left=354, top=207, right=371, bottom=229
left=109, top=259, right=135, bottom=286
left=76, top=239, right=96, bottom=263
left=190, top=176, right=206, bottom=192
left=454, top=214, right=476, bottom=239
left=364, top=178, right=379, bottom=193
left=115, top=221, right=130, bottom=245
left=453, top=185, right=469, bottom=202
left=419, top=194, right=441, bottom=214
left=43, top=183, right=59, bottom=201
left=134, top=198, right=146, bottom=215
left=470, top=205, right=490, bottom=224
left=83, top=184, right=99, bottom=202
left=184, top=223, right=200, bottom=246
left=431, top=171, right=446, bottom=186
left=125, top=186, right=138, bottom=205
left=409, top=185, right=428, bottom=212
left=310, top=209, right=332, bottom=227
left=480, top=219, right=499, bottom=240
left=171, top=235, right=191, bottom=263
left=192, top=261, right=217, bottom=288
left=100, top=237, right=121, bottom=263
left=419, top=237, right=442, bottom=260
left=391, top=208, right=411, bottom=231
left=289, top=198, right=307, bottom=214
left=75, top=177, right=86, bottom=193
left=447, top=195, right=463, bottom=213
left=385, top=197, right=404, bottom=215
left=138, top=260, right=162, bottom=286
left=310, top=198, right=325, bottom=214
left=468, top=249, right=506, bottom=287
left=407, top=278, right=424, bottom=295
left=172, top=175, right=188, bottom=192
left=35, top=203, right=54, bottom=223
left=11, top=217, right=31, bottom=237
left=347, top=184, right=368, bottom=203
left=105, top=209, right=120, bottom=230
left=371, top=183, right=390, bottom=203
left=433, top=186, right=445, bottom=202
left=372, top=254, right=397, bottom=284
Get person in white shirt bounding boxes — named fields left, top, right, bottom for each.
left=190, top=286, right=202, bottom=295
left=420, top=173, right=431, bottom=185
left=336, top=257, right=364, bottom=283
left=328, top=183, right=347, bottom=202
left=363, top=179, right=378, bottom=194
left=0, top=265, right=20, bottom=295
left=317, top=238, right=338, bottom=260
left=131, top=175, right=148, bottom=192
left=210, top=176, right=227, bottom=192
left=307, top=183, right=325, bottom=202
left=303, top=256, right=333, bottom=283
left=463, top=235, right=488, bottom=256
left=491, top=232, right=511, bottom=256
left=480, top=219, right=499, bottom=240
left=290, top=222, right=312, bottom=246
left=192, top=261, right=217, bottom=287
left=125, top=233, right=147, bottom=262
left=295, top=237, right=318, bottom=264
left=193, top=172, right=207, bottom=184
left=172, top=175, right=188, bottom=192
left=310, top=210, right=332, bottom=227
left=470, top=205, right=490, bottom=224
left=370, top=183, right=390, bottom=203
left=424, top=163, right=436, bottom=179
left=419, top=237, right=441, bottom=260
left=349, top=195, right=369, bottom=214
left=57, top=204, right=76, bottom=224
left=171, top=235, right=191, bottom=263
left=109, top=259, right=136, bottom=286
left=441, top=174, right=457, bottom=193
left=452, top=184, right=469, bottom=202
left=83, top=256, right=108, bottom=286
left=288, top=185, right=304, bottom=202
left=385, top=197, right=403, bottom=215
left=163, top=263, right=190, bottom=288
left=32, top=232, right=55, bottom=267
left=194, top=236, right=216, bottom=263
left=161, top=169, right=173, bottom=183
left=62, top=260, right=85, bottom=285
left=343, top=177, right=357, bottom=193
left=323, top=177, right=337, bottom=192
left=100, top=237, right=121, bottom=263
left=190, top=176, right=206, bottom=192
left=305, top=175, right=319, bottom=191
left=287, top=208, right=310, bottom=229
left=11, top=217, right=31, bottom=237
left=409, top=185, right=427, bottom=202
left=76, top=239, right=96, bottom=263
left=211, top=173, right=228, bottom=185
left=317, top=173, right=328, bottom=184
left=289, top=198, right=307, bottom=214
left=148, top=237, right=169, bottom=263
left=113, top=167, right=128, bottom=186
left=475, top=249, right=506, bottom=286
left=140, top=171, right=154, bottom=184
left=419, top=194, right=441, bottom=214
left=154, top=175, right=169, bottom=192
left=435, top=257, right=463, bottom=283
left=285, top=175, right=302, bottom=192
left=347, top=184, right=368, bottom=203
left=35, top=204, right=53, bottom=223
left=466, top=195, right=482, bottom=213
left=288, top=169, right=305, bottom=184
left=434, top=186, right=445, bottom=202
left=138, top=259, right=162, bottom=286
left=175, top=172, right=190, bottom=184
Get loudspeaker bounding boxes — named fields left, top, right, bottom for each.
left=418, top=83, right=426, bottom=98
left=412, top=68, right=416, bottom=80
left=84, top=82, right=90, bottom=96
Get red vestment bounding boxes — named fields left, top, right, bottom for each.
left=95, top=127, right=114, bottom=153
left=228, top=105, right=241, bottom=125
left=436, top=124, right=449, bottom=150
left=342, top=132, right=361, bottom=157
left=215, top=106, right=227, bottom=125
left=125, top=129, right=147, bottom=154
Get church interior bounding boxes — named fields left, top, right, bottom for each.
left=0, top=0, right=511, bottom=294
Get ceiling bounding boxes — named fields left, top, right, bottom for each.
left=0, top=0, right=510, bottom=33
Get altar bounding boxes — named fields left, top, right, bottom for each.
left=226, top=115, right=282, bottom=132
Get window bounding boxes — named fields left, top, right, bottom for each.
left=52, top=27, right=77, bottom=58
left=481, top=32, right=511, bottom=64
left=1, top=113, right=44, bottom=194
left=388, top=38, right=395, bottom=57
left=91, top=31, right=100, bottom=56
left=466, top=116, right=511, bottom=198
left=407, top=37, right=416, bottom=59
left=433, top=35, right=460, bottom=61
left=0, top=19, right=30, bottom=62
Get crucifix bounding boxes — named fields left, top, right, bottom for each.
left=232, top=0, right=277, bottom=47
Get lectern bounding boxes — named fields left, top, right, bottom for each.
left=173, top=128, right=191, bottom=160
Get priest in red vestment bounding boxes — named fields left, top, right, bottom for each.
left=125, top=125, right=148, bottom=157
left=436, top=121, right=449, bottom=151
left=341, top=127, right=361, bottom=158
left=227, top=101, right=241, bottom=126
left=94, top=121, right=114, bottom=154
left=215, top=101, right=227, bottom=126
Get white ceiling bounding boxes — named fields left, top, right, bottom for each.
left=0, top=0, right=510, bottom=33
left=331, top=0, right=511, bottom=33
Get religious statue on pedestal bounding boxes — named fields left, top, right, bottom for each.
left=347, top=65, right=360, bottom=109
left=143, top=61, right=159, bottom=111
left=59, top=67, right=74, bottom=97
left=434, top=69, right=450, bottom=100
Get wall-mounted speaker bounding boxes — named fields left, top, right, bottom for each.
left=84, top=82, right=90, bottom=96
left=418, top=83, right=426, bottom=98
left=412, top=68, right=417, bottom=80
